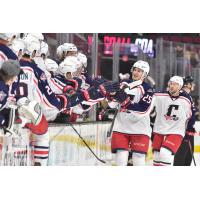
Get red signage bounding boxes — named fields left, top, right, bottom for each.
left=104, top=36, right=131, bottom=55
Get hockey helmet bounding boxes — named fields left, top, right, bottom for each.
left=131, top=60, right=150, bottom=78
left=58, top=56, right=78, bottom=77
left=169, top=76, right=184, bottom=89
left=45, top=58, right=58, bottom=73
left=77, top=52, right=87, bottom=68
left=0, top=33, right=17, bottom=41
left=183, top=76, right=194, bottom=84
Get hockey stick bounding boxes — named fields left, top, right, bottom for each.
left=107, top=108, right=118, bottom=137
left=67, top=122, right=106, bottom=164
left=4, top=106, right=17, bottom=136
left=187, top=139, right=196, bottom=166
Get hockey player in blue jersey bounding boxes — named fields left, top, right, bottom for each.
left=174, top=76, right=196, bottom=166
left=0, top=60, right=21, bottom=127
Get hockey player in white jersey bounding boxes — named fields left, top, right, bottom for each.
left=151, top=76, right=196, bottom=166
left=109, top=60, right=154, bottom=166
left=10, top=34, right=71, bottom=165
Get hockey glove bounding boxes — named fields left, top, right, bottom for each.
left=82, top=86, right=104, bottom=101
left=57, top=93, right=83, bottom=109
left=57, top=94, right=68, bottom=110
left=67, top=78, right=81, bottom=90
left=114, top=90, right=130, bottom=107
left=63, top=85, right=76, bottom=96
left=99, top=81, right=120, bottom=96
left=73, top=77, right=83, bottom=89
left=92, top=76, right=107, bottom=88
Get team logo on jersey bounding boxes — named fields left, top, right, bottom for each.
left=164, top=114, right=179, bottom=121
left=40, top=73, right=47, bottom=81
left=0, top=91, right=7, bottom=102
left=164, top=104, right=179, bottom=121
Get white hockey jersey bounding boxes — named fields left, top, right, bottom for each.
left=11, top=59, right=62, bottom=121
left=152, top=91, right=195, bottom=137
left=15, top=66, right=43, bottom=104
left=112, top=81, right=154, bottom=137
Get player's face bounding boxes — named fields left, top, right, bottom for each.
left=66, top=51, right=77, bottom=57
left=65, top=72, right=73, bottom=80
left=132, top=67, right=144, bottom=81
left=168, top=81, right=180, bottom=95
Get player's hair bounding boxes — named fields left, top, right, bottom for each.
left=0, top=70, right=15, bottom=82
left=0, top=59, right=21, bottom=82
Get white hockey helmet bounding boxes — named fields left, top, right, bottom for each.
left=58, top=56, right=79, bottom=77
left=77, top=52, right=87, bottom=68
left=56, top=45, right=64, bottom=58
left=169, top=76, right=184, bottom=89
left=131, top=60, right=150, bottom=78
left=63, top=43, right=78, bottom=53
left=21, top=34, right=41, bottom=56
left=45, top=58, right=58, bottom=73
left=9, top=39, right=25, bottom=56
left=0, top=33, right=17, bottom=41
left=39, top=41, right=49, bottom=56
left=23, top=33, right=44, bottom=41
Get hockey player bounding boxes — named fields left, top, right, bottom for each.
left=152, top=76, right=195, bottom=166
left=18, top=33, right=70, bottom=121
left=10, top=35, right=74, bottom=165
left=173, top=76, right=196, bottom=166
left=54, top=56, right=120, bottom=122
left=110, top=60, right=154, bottom=166
left=0, top=33, right=18, bottom=66
left=0, top=60, right=21, bottom=126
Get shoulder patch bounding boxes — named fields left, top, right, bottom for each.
left=40, top=73, right=47, bottom=81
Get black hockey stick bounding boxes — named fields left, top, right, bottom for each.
left=107, top=108, right=118, bottom=137
left=188, top=139, right=196, bottom=166
left=67, top=122, right=106, bottom=164
left=4, top=106, right=17, bottom=136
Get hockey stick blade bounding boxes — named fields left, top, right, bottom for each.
left=68, top=122, right=106, bottom=164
